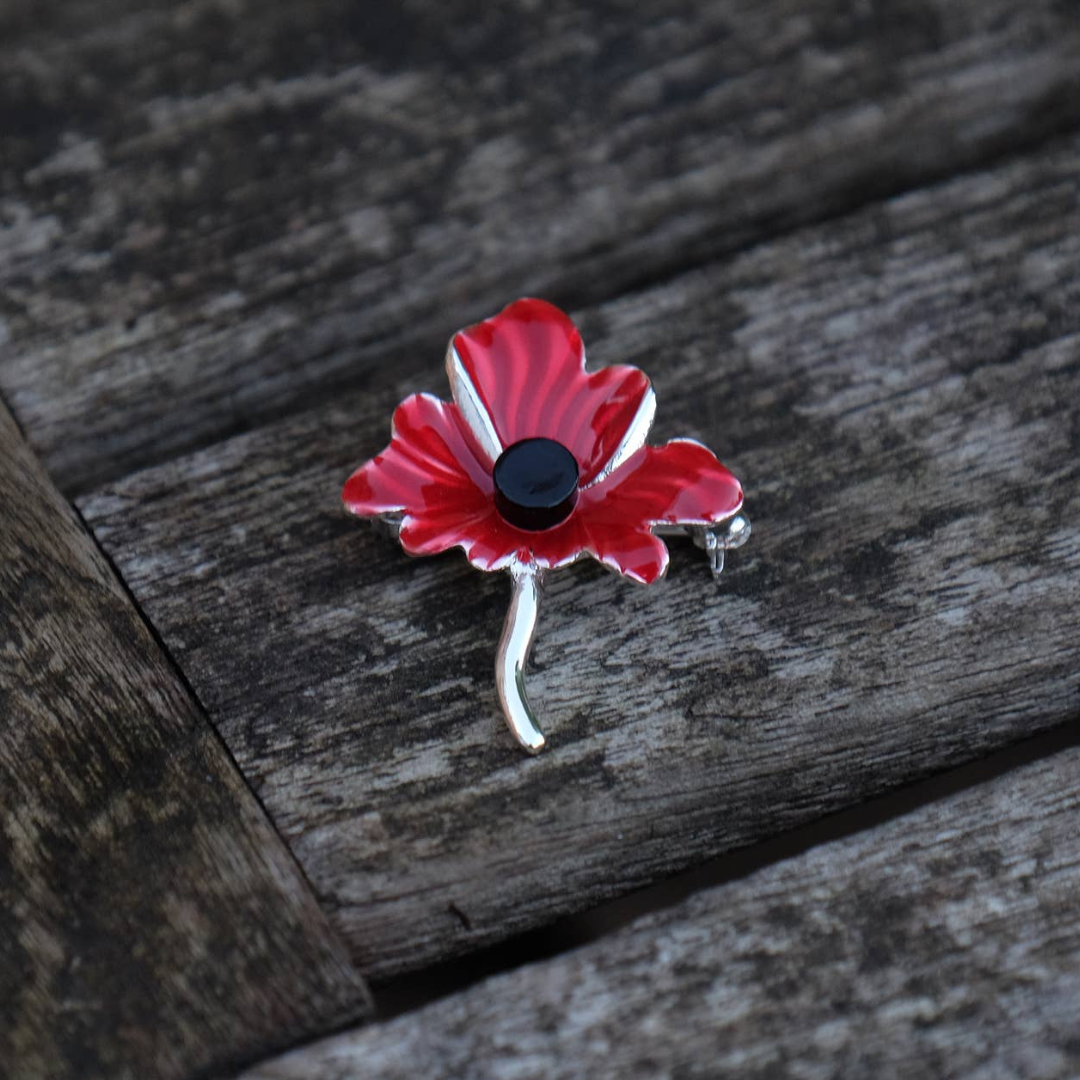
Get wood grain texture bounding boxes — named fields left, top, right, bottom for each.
left=0, top=400, right=369, bottom=1079
left=80, top=134, right=1080, bottom=980
left=237, top=740, right=1080, bottom=1080
left=3, top=0, right=1080, bottom=492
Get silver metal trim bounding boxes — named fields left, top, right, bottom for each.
left=582, top=379, right=657, bottom=488
left=446, top=342, right=503, bottom=467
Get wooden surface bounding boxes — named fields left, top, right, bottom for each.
left=80, top=134, right=1080, bottom=979
left=238, top=738, right=1080, bottom=1080
left=0, top=400, right=369, bottom=1079
left=1, top=1, right=1079, bottom=493
left=4, top=1, right=1080, bottom=1073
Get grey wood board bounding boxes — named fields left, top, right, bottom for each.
left=2, top=0, right=1080, bottom=492
left=237, top=738, right=1080, bottom=1080
left=0, top=399, right=370, bottom=1079
left=80, top=135, right=1080, bottom=980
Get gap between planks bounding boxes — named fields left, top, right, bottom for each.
left=33, top=113, right=1080, bottom=502
left=0, top=399, right=372, bottom=1080
left=3, top=0, right=1080, bottom=493
left=232, top=716, right=1080, bottom=1079
left=368, top=716, right=1080, bottom=1020
left=68, top=493, right=349, bottom=956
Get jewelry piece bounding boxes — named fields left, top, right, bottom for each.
left=343, top=298, right=749, bottom=753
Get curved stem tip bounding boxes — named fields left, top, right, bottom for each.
left=496, top=561, right=546, bottom=754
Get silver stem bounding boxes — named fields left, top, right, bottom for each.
left=496, top=561, right=546, bottom=754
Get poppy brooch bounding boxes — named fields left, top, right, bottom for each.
left=343, top=298, right=749, bottom=753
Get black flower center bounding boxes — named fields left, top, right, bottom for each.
left=493, top=438, right=579, bottom=531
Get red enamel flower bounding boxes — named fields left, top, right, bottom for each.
left=343, top=298, right=748, bottom=753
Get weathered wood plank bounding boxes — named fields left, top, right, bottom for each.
left=3, top=0, right=1080, bottom=492
left=0, top=400, right=369, bottom=1078
left=237, top=737, right=1080, bottom=1080
left=80, top=135, right=1080, bottom=979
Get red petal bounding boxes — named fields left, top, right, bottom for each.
left=343, top=393, right=572, bottom=573
left=399, top=506, right=521, bottom=570
left=341, top=393, right=499, bottom=565
left=573, top=439, right=744, bottom=584
left=450, top=298, right=653, bottom=484
left=586, top=439, right=743, bottom=526
left=342, top=393, right=489, bottom=516
left=591, top=530, right=671, bottom=585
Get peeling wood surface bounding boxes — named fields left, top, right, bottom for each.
left=0, top=400, right=369, bottom=1080
left=238, top=739, right=1080, bottom=1080
left=80, top=136, right=1080, bottom=980
left=2, top=0, right=1080, bottom=492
